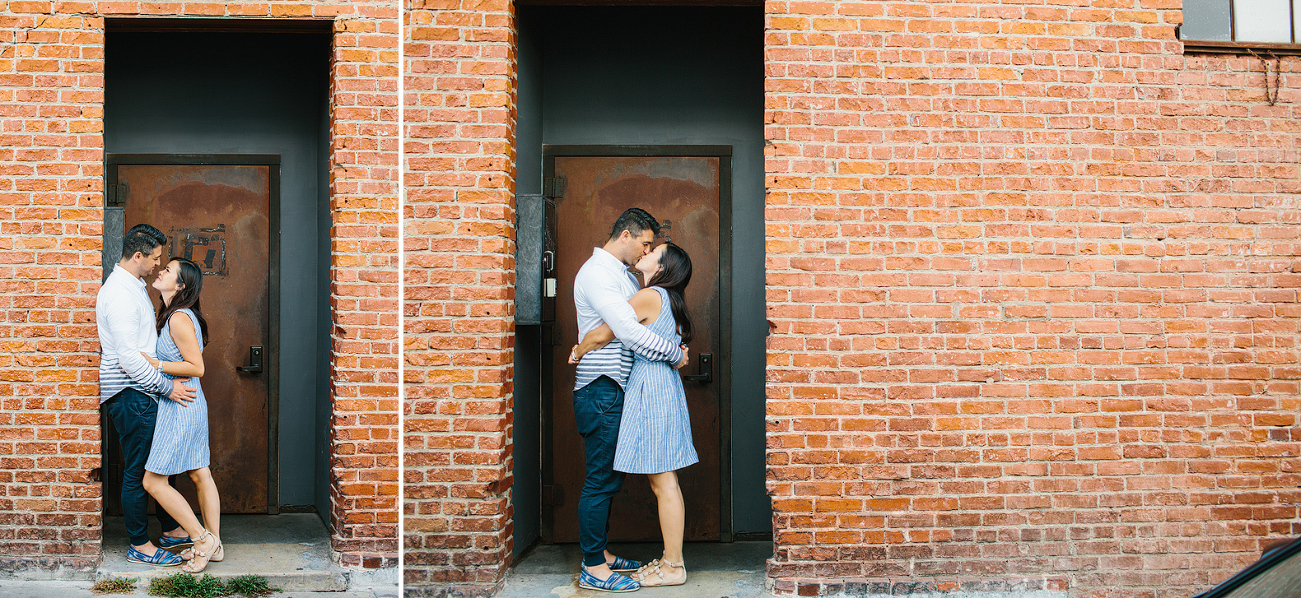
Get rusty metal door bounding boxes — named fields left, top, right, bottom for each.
left=104, top=156, right=278, bottom=515
left=542, top=148, right=731, bottom=543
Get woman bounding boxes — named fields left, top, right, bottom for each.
left=571, top=242, right=697, bottom=588
left=138, top=257, right=223, bottom=573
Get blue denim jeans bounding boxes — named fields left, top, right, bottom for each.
left=105, top=387, right=179, bottom=546
left=573, top=376, right=626, bottom=568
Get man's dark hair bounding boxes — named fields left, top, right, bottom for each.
left=608, top=208, right=660, bottom=242
left=121, top=224, right=167, bottom=260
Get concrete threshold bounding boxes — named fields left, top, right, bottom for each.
left=496, top=541, right=774, bottom=598
left=99, top=513, right=352, bottom=592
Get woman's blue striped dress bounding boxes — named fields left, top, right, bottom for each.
left=614, top=287, right=699, bottom=475
left=145, top=309, right=210, bottom=475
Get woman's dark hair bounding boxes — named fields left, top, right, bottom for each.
left=646, top=242, right=693, bottom=344
left=156, top=257, right=210, bottom=346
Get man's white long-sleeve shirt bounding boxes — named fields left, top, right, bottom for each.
left=573, top=247, right=684, bottom=390
left=97, top=264, right=174, bottom=403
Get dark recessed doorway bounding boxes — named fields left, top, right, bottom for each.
left=514, top=4, right=768, bottom=558
left=102, top=22, right=333, bottom=520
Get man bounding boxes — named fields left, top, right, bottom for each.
left=570, top=208, right=689, bottom=592
left=97, top=224, right=197, bottom=566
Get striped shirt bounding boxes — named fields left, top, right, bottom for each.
left=573, top=247, right=683, bottom=390
left=96, top=264, right=174, bottom=403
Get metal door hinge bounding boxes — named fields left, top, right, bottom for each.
left=106, top=183, right=128, bottom=207
left=542, top=484, right=564, bottom=507
left=543, top=324, right=564, bottom=347
left=543, top=176, right=566, bottom=199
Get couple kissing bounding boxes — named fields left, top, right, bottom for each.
left=569, top=208, right=698, bottom=592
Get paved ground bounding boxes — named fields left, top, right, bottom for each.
left=495, top=541, right=774, bottom=598
left=97, top=514, right=389, bottom=591
left=0, top=534, right=765, bottom=597
left=0, top=514, right=397, bottom=597
left=0, top=580, right=397, bottom=598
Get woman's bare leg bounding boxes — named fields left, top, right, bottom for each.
left=644, top=471, right=686, bottom=581
left=142, top=471, right=206, bottom=542
left=187, top=467, right=221, bottom=542
left=158, top=475, right=188, bottom=541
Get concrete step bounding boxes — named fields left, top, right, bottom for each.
left=497, top=541, right=773, bottom=598
left=98, top=513, right=347, bottom=592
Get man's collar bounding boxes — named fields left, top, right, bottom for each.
left=593, top=247, right=627, bottom=268
left=112, top=263, right=146, bottom=288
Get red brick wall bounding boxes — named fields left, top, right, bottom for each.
left=0, top=2, right=399, bottom=572
left=402, top=0, right=517, bottom=595
left=325, top=6, right=401, bottom=569
left=764, top=1, right=1300, bottom=596
left=0, top=7, right=104, bottom=572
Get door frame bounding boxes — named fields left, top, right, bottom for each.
left=539, top=144, right=734, bottom=542
left=103, top=153, right=282, bottom=513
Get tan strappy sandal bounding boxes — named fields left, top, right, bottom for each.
left=632, top=558, right=660, bottom=578
left=180, top=536, right=224, bottom=563
left=181, top=530, right=223, bottom=573
left=634, top=558, right=686, bottom=587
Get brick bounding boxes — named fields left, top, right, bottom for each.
left=402, top=0, right=515, bottom=595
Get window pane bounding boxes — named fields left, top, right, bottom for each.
left=1221, top=547, right=1301, bottom=598
left=1234, top=0, right=1293, bottom=42
left=1183, top=0, right=1232, bottom=40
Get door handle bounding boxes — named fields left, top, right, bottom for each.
left=237, top=346, right=264, bottom=373
left=682, top=352, right=712, bottom=383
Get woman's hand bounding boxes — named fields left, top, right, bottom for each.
left=139, top=351, right=159, bottom=369
left=569, top=345, right=582, bottom=364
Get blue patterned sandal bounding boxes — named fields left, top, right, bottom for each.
left=608, top=555, right=642, bottom=573
left=579, top=568, right=640, bottom=593
left=159, top=534, right=192, bottom=549
left=126, top=545, right=182, bottom=567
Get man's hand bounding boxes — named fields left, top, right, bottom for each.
left=167, top=379, right=197, bottom=405
left=675, top=345, right=690, bottom=370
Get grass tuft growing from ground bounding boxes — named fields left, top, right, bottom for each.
left=224, top=574, right=279, bottom=597
left=145, top=572, right=280, bottom=598
left=91, top=577, right=138, bottom=594
left=147, top=572, right=225, bottom=598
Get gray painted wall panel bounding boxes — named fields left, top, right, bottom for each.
left=512, top=12, right=546, bottom=557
